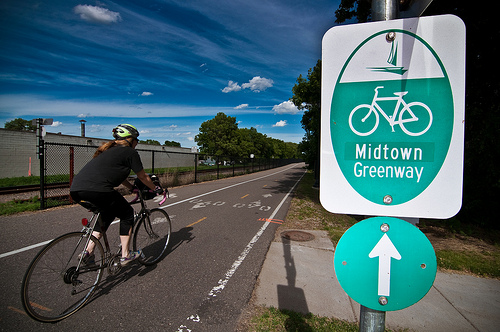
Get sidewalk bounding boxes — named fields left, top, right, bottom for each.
left=254, top=229, right=500, bottom=332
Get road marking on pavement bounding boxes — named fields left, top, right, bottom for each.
left=0, top=240, right=52, bottom=259
left=258, top=218, right=283, bottom=224
left=186, top=217, right=207, bottom=228
left=240, top=194, right=249, bottom=199
left=177, top=167, right=306, bottom=331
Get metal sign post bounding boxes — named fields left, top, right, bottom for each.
left=361, top=2, right=397, bottom=331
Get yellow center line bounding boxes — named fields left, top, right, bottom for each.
left=186, top=217, right=207, bottom=228
left=241, top=194, right=249, bottom=199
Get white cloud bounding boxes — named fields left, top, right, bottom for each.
left=50, top=121, right=63, bottom=127
left=222, top=76, right=273, bottom=93
left=140, top=91, right=153, bottom=96
left=222, top=80, right=242, bottom=93
left=273, top=100, right=300, bottom=115
left=73, top=5, right=122, bottom=24
left=241, top=76, right=273, bottom=92
left=234, top=103, right=249, bottom=110
left=89, top=124, right=104, bottom=133
left=272, top=120, right=287, bottom=127
left=168, top=125, right=178, bottom=130
left=78, top=113, right=91, bottom=118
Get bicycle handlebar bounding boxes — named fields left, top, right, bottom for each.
left=129, top=188, right=169, bottom=206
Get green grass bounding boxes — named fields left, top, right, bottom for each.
left=286, top=171, right=358, bottom=244
left=0, top=198, right=40, bottom=215
left=436, top=249, right=500, bottom=278
left=0, top=176, right=42, bottom=187
left=247, top=307, right=359, bottom=332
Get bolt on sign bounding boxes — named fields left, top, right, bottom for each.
left=320, top=15, right=465, bottom=218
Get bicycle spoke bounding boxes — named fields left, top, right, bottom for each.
left=133, top=209, right=171, bottom=265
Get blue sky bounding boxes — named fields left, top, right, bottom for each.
left=0, top=0, right=341, bottom=147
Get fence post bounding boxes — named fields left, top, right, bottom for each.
left=39, top=139, right=45, bottom=209
left=151, top=150, right=155, bottom=173
left=194, top=153, right=198, bottom=183
left=216, top=156, right=220, bottom=179
left=69, top=147, right=74, bottom=203
left=34, top=119, right=45, bottom=210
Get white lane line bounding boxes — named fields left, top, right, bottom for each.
left=0, top=164, right=301, bottom=259
left=0, top=240, right=52, bottom=259
left=177, top=169, right=306, bottom=330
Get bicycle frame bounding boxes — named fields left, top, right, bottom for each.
left=76, top=191, right=150, bottom=274
left=368, top=86, right=412, bottom=132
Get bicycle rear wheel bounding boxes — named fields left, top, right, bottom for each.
left=134, top=208, right=171, bottom=265
left=21, top=232, right=104, bottom=322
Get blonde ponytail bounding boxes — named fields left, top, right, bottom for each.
left=93, top=138, right=133, bottom=158
left=93, top=141, right=117, bottom=158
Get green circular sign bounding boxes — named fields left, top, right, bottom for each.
left=334, top=217, right=436, bottom=311
left=330, top=29, right=454, bottom=205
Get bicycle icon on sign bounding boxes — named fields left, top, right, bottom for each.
left=348, top=86, right=433, bottom=136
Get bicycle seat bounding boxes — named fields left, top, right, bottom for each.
left=393, top=91, right=408, bottom=97
left=78, top=200, right=101, bottom=213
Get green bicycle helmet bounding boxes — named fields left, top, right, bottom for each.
left=112, top=124, right=140, bottom=140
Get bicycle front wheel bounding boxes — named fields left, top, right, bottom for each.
left=399, top=101, right=433, bottom=136
left=21, top=232, right=104, bottom=322
left=134, top=208, right=171, bottom=265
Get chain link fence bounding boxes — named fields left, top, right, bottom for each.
left=41, top=142, right=301, bottom=209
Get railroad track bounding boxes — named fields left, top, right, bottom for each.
left=0, top=183, right=70, bottom=195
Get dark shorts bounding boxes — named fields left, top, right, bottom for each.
left=70, top=190, right=134, bottom=235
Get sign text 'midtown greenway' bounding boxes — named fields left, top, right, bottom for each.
left=348, top=142, right=434, bottom=183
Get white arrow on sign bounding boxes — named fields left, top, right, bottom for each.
left=369, top=233, right=402, bottom=296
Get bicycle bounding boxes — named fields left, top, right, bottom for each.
left=21, top=182, right=171, bottom=323
left=348, top=86, right=433, bottom=136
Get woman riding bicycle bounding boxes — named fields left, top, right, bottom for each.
left=70, top=124, right=161, bottom=265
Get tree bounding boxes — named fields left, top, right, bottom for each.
left=139, top=139, right=160, bottom=145
left=195, top=112, right=239, bottom=156
left=164, top=140, right=181, bottom=147
left=334, top=0, right=371, bottom=23
left=4, top=118, right=36, bottom=131
left=292, top=60, right=321, bottom=171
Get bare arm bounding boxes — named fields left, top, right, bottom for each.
left=136, top=169, right=156, bottom=191
left=121, top=179, right=135, bottom=191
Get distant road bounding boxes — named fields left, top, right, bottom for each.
left=0, top=162, right=306, bottom=331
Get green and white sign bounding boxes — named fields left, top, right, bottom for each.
left=334, top=217, right=437, bottom=311
left=320, top=15, right=465, bottom=218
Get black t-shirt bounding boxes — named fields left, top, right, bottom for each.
left=70, top=145, right=144, bottom=192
